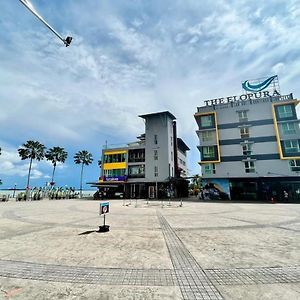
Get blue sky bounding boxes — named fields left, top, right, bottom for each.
left=0, top=0, right=300, bottom=190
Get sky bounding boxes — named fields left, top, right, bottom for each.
left=0, top=0, right=300, bottom=190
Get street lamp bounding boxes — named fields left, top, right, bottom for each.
left=18, top=0, right=72, bottom=47
left=12, top=183, right=17, bottom=198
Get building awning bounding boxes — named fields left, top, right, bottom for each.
left=87, top=182, right=123, bottom=188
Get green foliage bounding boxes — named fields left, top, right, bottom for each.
left=18, top=140, right=46, bottom=194
left=18, top=140, right=46, bottom=161
left=74, top=150, right=93, bottom=166
left=46, top=146, right=68, bottom=184
left=74, top=150, right=93, bottom=198
left=190, top=174, right=201, bottom=189
left=46, top=147, right=68, bottom=166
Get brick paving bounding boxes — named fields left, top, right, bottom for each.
left=0, top=259, right=299, bottom=288
left=157, top=212, right=223, bottom=300
left=1, top=200, right=300, bottom=299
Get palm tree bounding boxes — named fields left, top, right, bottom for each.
left=18, top=140, right=46, bottom=200
left=45, top=147, right=68, bottom=185
left=74, top=150, right=93, bottom=198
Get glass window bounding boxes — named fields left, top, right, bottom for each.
left=203, top=163, right=216, bottom=175
left=282, top=122, right=296, bottom=135
left=238, top=111, right=248, bottom=122
left=104, top=153, right=126, bottom=163
left=289, top=160, right=300, bottom=172
left=244, top=161, right=255, bottom=173
left=104, top=169, right=125, bottom=177
left=277, top=105, right=293, bottom=118
left=154, top=150, right=158, bottom=160
left=154, top=166, right=158, bottom=177
left=284, top=140, right=300, bottom=153
left=240, top=127, right=249, bottom=138
left=202, top=146, right=215, bottom=159
left=202, top=131, right=213, bottom=142
left=242, top=143, right=252, bottom=156
left=128, top=165, right=145, bottom=178
left=128, top=149, right=145, bottom=162
left=154, top=134, right=158, bottom=144
left=200, top=115, right=213, bottom=127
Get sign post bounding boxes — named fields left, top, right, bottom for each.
left=99, top=202, right=110, bottom=232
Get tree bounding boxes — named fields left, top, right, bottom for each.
left=45, top=147, right=68, bottom=185
left=18, top=140, right=46, bottom=200
left=74, top=150, right=93, bottom=198
left=189, top=174, right=201, bottom=196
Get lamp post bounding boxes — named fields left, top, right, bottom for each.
left=18, top=0, right=72, bottom=46
left=12, top=183, right=17, bottom=198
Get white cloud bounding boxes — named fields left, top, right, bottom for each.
left=1, top=0, right=300, bottom=186
left=0, top=148, right=44, bottom=178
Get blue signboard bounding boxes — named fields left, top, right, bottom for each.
left=103, top=176, right=127, bottom=182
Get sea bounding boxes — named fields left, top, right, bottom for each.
left=0, top=189, right=96, bottom=198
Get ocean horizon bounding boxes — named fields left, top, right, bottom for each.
left=0, top=189, right=97, bottom=198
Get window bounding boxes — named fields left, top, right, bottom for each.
left=200, top=115, right=213, bottom=127
left=104, top=168, right=126, bottom=177
left=203, top=163, right=216, bottom=175
left=202, top=146, right=215, bottom=159
left=242, top=143, right=252, bottom=156
left=154, top=134, right=158, bottom=144
left=154, top=150, right=158, bottom=160
left=277, top=105, right=293, bottom=118
left=284, top=140, right=300, bottom=153
left=238, top=111, right=248, bottom=122
left=244, top=161, right=255, bottom=173
left=128, top=165, right=145, bottom=178
left=128, top=149, right=145, bottom=163
left=104, top=153, right=126, bottom=163
left=289, top=160, right=300, bottom=172
left=154, top=166, right=158, bottom=177
left=170, top=136, right=173, bottom=146
left=282, top=122, right=296, bottom=135
left=202, top=131, right=213, bottom=142
left=240, top=127, right=249, bottom=138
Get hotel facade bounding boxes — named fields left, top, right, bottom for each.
left=94, top=111, right=189, bottom=199
left=194, top=77, right=300, bottom=202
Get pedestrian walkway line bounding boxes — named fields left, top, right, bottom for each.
left=206, top=266, right=300, bottom=285
left=0, top=259, right=299, bottom=287
left=0, top=260, right=175, bottom=286
left=157, top=212, right=223, bottom=300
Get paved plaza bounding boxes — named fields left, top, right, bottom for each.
left=0, top=199, right=299, bottom=299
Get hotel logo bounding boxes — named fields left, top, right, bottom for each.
left=242, top=75, right=277, bottom=93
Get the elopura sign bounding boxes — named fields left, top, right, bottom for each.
left=204, top=75, right=280, bottom=106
